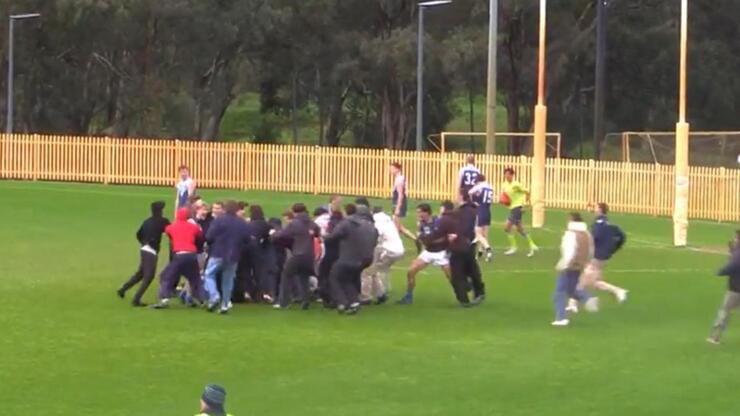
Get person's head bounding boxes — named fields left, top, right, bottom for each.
left=176, top=207, right=190, bottom=222
left=390, top=162, right=402, bottom=175
left=211, top=201, right=224, bottom=218
left=313, top=207, right=329, bottom=218
left=224, top=200, right=240, bottom=216
left=466, top=155, right=475, bottom=165
left=195, top=202, right=210, bottom=219
left=345, top=203, right=357, bottom=216
left=150, top=201, right=166, bottom=217
left=355, top=197, right=370, bottom=207
left=282, top=210, right=294, bottom=222
left=268, top=217, right=283, bottom=229
left=504, top=167, right=515, bottom=182
left=441, top=200, right=455, bottom=214
left=329, top=194, right=342, bottom=207
left=188, top=195, right=202, bottom=206
left=249, top=205, right=265, bottom=221
left=569, top=212, right=584, bottom=223
left=416, top=203, right=432, bottom=222
left=178, top=165, right=190, bottom=180
left=200, top=384, right=227, bottom=414
left=595, top=202, right=609, bottom=216
left=372, top=206, right=383, bottom=214
left=236, top=201, right=248, bottom=218
left=291, top=203, right=307, bottom=215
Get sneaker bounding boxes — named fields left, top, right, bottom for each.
left=397, top=294, right=413, bottom=305
left=150, top=300, right=169, bottom=309
left=616, top=290, right=629, bottom=304
left=262, top=294, right=274, bottom=304
left=565, top=299, right=579, bottom=314
left=472, top=294, right=486, bottom=305
left=706, top=337, right=721, bottom=345
left=527, top=246, right=539, bottom=258
left=485, top=249, right=493, bottom=263
left=116, top=289, right=125, bottom=299
left=585, top=297, right=600, bottom=313
left=551, top=319, right=570, bottom=327
left=504, top=248, right=517, bottom=256
left=218, top=305, right=229, bottom=315
left=375, top=294, right=389, bottom=305
left=272, top=303, right=287, bottom=310
left=346, top=303, right=360, bottom=315
left=207, top=301, right=220, bottom=313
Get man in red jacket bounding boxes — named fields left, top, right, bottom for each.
left=152, top=208, right=206, bottom=309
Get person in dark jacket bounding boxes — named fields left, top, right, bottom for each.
left=272, top=203, right=320, bottom=309
left=268, top=217, right=288, bottom=299
left=449, top=196, right=486, bottom=306
left=204, top=200, right=253, bottom=314
left=326, top=204, right=378, bottom=314
left=317, top=207, right=345, bottom=307
left=568, top=202, right=628, bottom=313
left=707, top=231, right=740, bottom=344
left=117, top=201, right=170, bottom=306
left=249, top=205, right=277, bottom=303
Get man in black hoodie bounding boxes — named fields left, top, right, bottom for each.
left=452, top=195, right=486, bottom=306
left=272, top=203, right=320, bottom=310
left=326, top=204, right=378, bottom=314
left=117, top=201, right=170, bottom=306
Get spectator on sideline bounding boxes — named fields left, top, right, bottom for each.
left=197, top=384, right=232, bottom=416
left=707, top=231, right=740, bottom=345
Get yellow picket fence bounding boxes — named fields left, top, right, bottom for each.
left=1, top=134, right=738, bottom=222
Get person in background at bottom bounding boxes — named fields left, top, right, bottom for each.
left=360, top=206, right=405, bottom=305
left=552, top=213, right=599, bottom=327
left=152, top=208, right=206, bottom=309
left=197, top=384, right=232, bottom=416
left=326, top=204, right=378, bottom=315
left=204, top=200, right=252, bottom=314
left=707, top=231, right=740, bottom=345
left=117, top=201, right=170, bottom=306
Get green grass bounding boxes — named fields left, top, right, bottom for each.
left=0, top=180, right=738, bottom=415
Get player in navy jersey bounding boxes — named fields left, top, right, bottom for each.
left=468, top=175, right=494, bottom=262
left=389, top=162, right=418, bottom=243
left=397, top=203, right=452, bottom=305
left=458, top=155, right=481, bottom=201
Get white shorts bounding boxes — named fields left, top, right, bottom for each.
left=418, top=250, right=449, bottom=267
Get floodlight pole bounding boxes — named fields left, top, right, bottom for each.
left=593, top=0, right=607, bottom=160
left=673, top=0, right=690, bottom=247
left=531, top=0, right=547, bottom=228
left=6, top=13, right=40, bottom=134
left=485, top=0, right=498, bottom=154
left=416, top=1, right=451, bottom=152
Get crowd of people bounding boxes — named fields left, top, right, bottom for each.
left=114, top=159, right=641, bottom=325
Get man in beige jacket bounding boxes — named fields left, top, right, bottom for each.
left=552, top=213, right=600, bottom=327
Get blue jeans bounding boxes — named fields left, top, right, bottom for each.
left=553, top=269, right=591, bottom=321
left=205, top=257, right=238, bottom=307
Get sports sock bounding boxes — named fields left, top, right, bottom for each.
left=526, top=234, right=537, bottom=249
left=595, top=281, right=624, bottom=296
left=507, top=233, right=517, bottom=250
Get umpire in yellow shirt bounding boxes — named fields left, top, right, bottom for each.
left=197, top=384, right=232, bottom=416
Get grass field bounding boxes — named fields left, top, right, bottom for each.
left=1, top=180, right=739, bottom=416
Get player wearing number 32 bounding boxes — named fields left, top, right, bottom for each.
left=468, top=175, right=494, bottom=262
left=457, top=155, right=481, bottom=200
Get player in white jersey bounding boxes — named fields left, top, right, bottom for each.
left=360, top=207, right=406, bottom=304
left=468, top=175, right=494, bottom=262
left=458, top=155, right=481, bottom=201
left=175, top=165, right=197, bottom=210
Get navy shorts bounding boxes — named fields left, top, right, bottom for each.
left=476, top=207, right=491, bottom=227
left=507, top=207, right=524, bottom=225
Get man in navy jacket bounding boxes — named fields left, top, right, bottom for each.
left=707, top=231, right=740, bottom=344
left=204, top=200, right=253, bottom=314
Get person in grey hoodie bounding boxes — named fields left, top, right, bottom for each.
left=707, top=231, right=740, bottom=345
left=325, top=204, right=378, bottom=314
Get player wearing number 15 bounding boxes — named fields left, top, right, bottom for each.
left=457, top=155, right=481, bottom=200
left=468, top=175, right=494, bottom=262
left=501, top=168, right=538, bottom=257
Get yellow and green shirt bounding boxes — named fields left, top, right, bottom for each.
left=501, top=180, right=528, bottom=209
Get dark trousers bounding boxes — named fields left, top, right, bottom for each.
left=329, top=261, right=365, bottom=308
left=255, top=247, right=277, bottom=297
left=158, top=253, right=205, bottom=302
left=120, top=250, right=158, bottom=304
left=449, top=246, right=485, bottom=304
left=278, top=254, right=315, bottom=307
left=318, top=253, right=338, bottom=304
left=234, top=254, right=254, bottom=303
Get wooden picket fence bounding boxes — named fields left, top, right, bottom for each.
left=1, top=134, right=738, bottom=222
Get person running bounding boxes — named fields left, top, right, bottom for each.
left=552, top=213, right=599, bottom=327
left=707, top=231, right=740, bottom=345
left=360, top=206, right=405, bottom=305
left=501, top=167, right=538, bottom=257
left=117, top=201, right=170, bottom=307
left=398, top=203, right=452, bottom=305
left=175, top=165, right=196, bottom=210
left=567, top=202, right=628, bottom=312
left=468, top=174, right=494, bottom=262
left=458, top=155, right=481, bottom=199
left=389, top=162, right=417, bottom=243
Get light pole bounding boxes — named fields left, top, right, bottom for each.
left=485, top=0, right=498, bottom=154
left=593, top=0, right=608, bottom=160
left=416, top=0, right=451, bottom=151
left=6, top=13, right=40, bottom=134
left=531, top=0, right=547, bottom=228
left=673, top=0, right=690, bottom=246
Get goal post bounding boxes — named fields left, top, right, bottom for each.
left=427, top=131, right=562, bottom=158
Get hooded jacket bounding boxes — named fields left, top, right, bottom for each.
left=206, top=213, right=253, bottom=263
left=421, top=211, right=468, bottom=253
left=272, top=212, right=320, bottom=257
left=165, top=208, right=204, bottom=254
left=556, top=221, right=594, bottom=272
left=718, top=244, right=740, bottom=293
left=325, top=206, right=378, bottom=267
left=136, top=201, right=170, bottom=253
